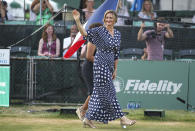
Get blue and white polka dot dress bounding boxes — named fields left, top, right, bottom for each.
left=85, top=26, right=124, bottom=123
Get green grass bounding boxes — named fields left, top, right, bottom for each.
left=123, top=109, right=195, bottom=122
left=0, top=105, right=195, bottom=131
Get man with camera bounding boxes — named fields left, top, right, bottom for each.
left=137, top=18, right=174, bottom=60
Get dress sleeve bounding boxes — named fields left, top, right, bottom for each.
left=114, top=32, right=121, bottom=60
left=86, top=27, right=99, bottom=45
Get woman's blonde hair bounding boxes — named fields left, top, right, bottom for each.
left=103, top=10, right=118, bottom=23
left=141, top=0, right=154, bottom=13
left=42, top=24, right=56, bottom=43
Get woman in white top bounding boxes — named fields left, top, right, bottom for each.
left=138, top=0, right=157, bottom=20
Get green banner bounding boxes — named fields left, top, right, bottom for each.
left=114, top=60, right=189, bottom=110
left=0, top=66, right=10, bottom=107
left=189, top=62, right=195, bottom=110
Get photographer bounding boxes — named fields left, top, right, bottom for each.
left=137, top=18, right=174, bottom=60
left=32, top=0, right=54, bottom=25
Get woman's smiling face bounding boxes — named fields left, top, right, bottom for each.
left=46, top=26, right=53, bottom=35
left=104, top=13, right=116, bottom=27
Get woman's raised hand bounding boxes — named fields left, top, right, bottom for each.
left=72, top=9, right=80, bottom=21
left=72, top=9, right=87, bottom=36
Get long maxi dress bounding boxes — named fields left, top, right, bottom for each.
left=85, top=26, right=124, bottom=123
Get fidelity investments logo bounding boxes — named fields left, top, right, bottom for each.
left=114, top=78, right=182, bottom=95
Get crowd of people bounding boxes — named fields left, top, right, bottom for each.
left=36, top=0, right=174, bottom=61
left=0, top=0, right=195, bottom=24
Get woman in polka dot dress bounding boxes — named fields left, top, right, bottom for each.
left=72, top=9, right=136, bottom=128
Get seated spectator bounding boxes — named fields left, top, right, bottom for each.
left=38, top=24, right=60, bottom=57
left=82, top=0, right=95, bottom=21
left=138, top=0, right=157, bottom=20
left=63, top=25, right=78, bottom=58
left=32, top=0, right=54, bottom=25
left=0, top=1, right=6, bottom=23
